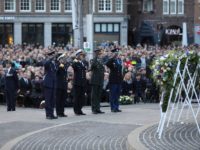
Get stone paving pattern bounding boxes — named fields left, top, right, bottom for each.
left=12, top=121, right=139, bottom=150
left=140, top=123, right=200, bottom=150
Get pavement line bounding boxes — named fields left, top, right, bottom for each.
left=0, top=120, right=84, bottom=150
left=127, top=122, right=158, bottom=150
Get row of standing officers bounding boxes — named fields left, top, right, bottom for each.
left=34, top=48, right=123, bottom=119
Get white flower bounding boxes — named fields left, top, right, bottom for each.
left=167, top=67, right=171, bottom=71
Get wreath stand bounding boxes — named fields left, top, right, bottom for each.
left=157, top=58, right=200, bottom=139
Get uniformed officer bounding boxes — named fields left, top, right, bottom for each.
left=106, top=49, right=122, bottom=112
left=90, top=49, right=105, bottom=114
left=56, top=55, right=68, bottom=117
left=5, top=61, right=19, bottom=111
left=72, top=49, right=87, bottom=115
left=43, top=51, right=57, bottom=119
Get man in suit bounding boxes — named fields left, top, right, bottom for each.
left=106, top=49, right=123, bottom=112
left=5, top=61, right=19, bottom=111
left=43, top=51, right=57, bottom=119
left=90, top=49, right=105, bottom=114
left=18, top=71, right=32, bottom=107
left=72, top=49, right=87, bottom=115
left=56, top=56, right=68, bottom=117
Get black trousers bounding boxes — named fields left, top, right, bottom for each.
left=56, top=89, right=66, bottom=115
left=73, top=85, right=85, bottom=114
left=6, top=89, right=16, bottom=111
left=44, top=88, right=56, bottom=117
left=91, top=85, right=102, bottom=112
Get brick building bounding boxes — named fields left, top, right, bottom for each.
left=128, top=0, right=194, bottom=46
left=0, top=0, right=128, bottom=47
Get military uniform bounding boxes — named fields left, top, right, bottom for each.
left=43, top=59, right=57, bottom=119
left=90, top=55, right=105, bottom=114
left=56, top=62, right=68, bottom=117
left=106, top=50, right=123, bottom=112
left=72, top=52, right=87, bottom=115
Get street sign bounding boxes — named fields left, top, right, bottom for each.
left=83, top=42, right=91, bottom=52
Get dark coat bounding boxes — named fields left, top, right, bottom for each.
left=19, top=78, right=32, bottom=94
left=90, top=57, right=105, bottom=86
left=72, top=60, right=87, bottom=87
left=43, top=60, right=57, bottom=89
left=56, top=63, right=67, bottom=90
left=106, top=58, right=123, bottom=84
left=121, top=80, right=133, bottom=96
left=132, top=79, right=146, bottom=94
left=4, top=67, right=19, bottom=91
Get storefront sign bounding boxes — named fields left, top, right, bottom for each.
left=165, top=28, right=181, bottom=35
left=0, top=16, right=15, bottom=21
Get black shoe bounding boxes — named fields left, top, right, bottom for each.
left=80, top=112, right=86, bottom=115
left=97, top=110, right=105, bottom=114
left=116, top=109, right=122, bottom=112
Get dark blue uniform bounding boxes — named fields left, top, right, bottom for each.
left=43, top=60, right=57, bottom=118
left=5, top=67, right=19, bottom=111
left=106, top=57, right=123, bottom=112
left=56, top=62, right=67, bottom=116
left=72, top=60, right=87, bottom=115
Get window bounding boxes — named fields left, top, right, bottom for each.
left=35, top=0, right=45, bottom=12
left=116, top=0, right=122, bottom=12
left=65, top=0, right=72, bottom=12
left=163, top=0, right=184, bottom=15
left=170, top=0, right=176, bottom=14
left=20, top=0, right=31, bottom=11
left=163, top=0, right=169, bottom=14
left=178, top=0, right=184, bottom=14
left=5, top=0, right=16, bottom=12
left=51, top=0, right=60, bottom=12
left=94, top=23, right=120, bottom=33
left=143, top=0, right=153, bottom=12
left=98, top=0, right=112, bottom=12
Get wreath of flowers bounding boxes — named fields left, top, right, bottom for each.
left=119, top=96, right=133, bottom=105
left=151, top=50, right=199, bottom=112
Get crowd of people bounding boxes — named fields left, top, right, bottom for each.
left=0, top=42, right=179, bottom=119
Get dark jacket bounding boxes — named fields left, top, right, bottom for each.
left=56, top=63, right=67, bottom=90
left=19, top=78, right=32, bottom=94
left=5, top=67, right=19, bottom=91
left=132, top=79, right=146, bottom=94
left=121, top=80, right=133, bottom=96
left=72, top=60, right=87, bottom=87
left=90, top=57, right=105, bottom=86
left=106, top=58, right=123, bottom=84
left=43, top=60, right=57, bottom=89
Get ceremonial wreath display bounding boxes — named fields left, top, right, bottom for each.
left=151, top=50, right=199, bottom=112
left=119, top=96, right=133, bottom=105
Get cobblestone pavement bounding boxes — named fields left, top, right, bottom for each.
left=11, top=121, right=139, bottom=150
left=140, top=123, right=200, bottom=150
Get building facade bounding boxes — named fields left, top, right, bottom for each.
left=128, top=0, right=194, bottom=46
left=0, top=0, right=128, bottom=47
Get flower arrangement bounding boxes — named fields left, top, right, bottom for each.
left=119, top=96, right=133, bottom=105
left=151, top=50, right=199, bottom=112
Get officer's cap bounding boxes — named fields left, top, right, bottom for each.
left=75, top=49, right=84, bottom=56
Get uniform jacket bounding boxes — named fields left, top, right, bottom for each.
left=90, top=57, right=105, bottom=86
left=43, top=60, right=57, bottom=89
left=106, top=58, right=123, bottom=84
left=72, top=60, right=87, bottom=87
left=56, top=62, right=67, bottom=90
